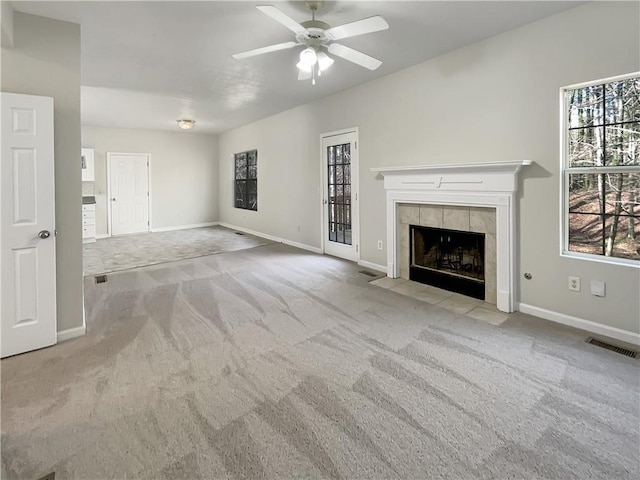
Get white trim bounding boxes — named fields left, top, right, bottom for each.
left=373, top=161, right=531, bottom=313
left=517, top=302, right=640, bottom=346
left=106, top=152, right=151, bottom=236
left=371, top=161, right=531, bottom=175
left=357, top=260, right=387, bottom=273
left=57, top=325, right=86, bottom=343
left=560, top=250, right=640, bottom=268
left=218, top=222, right=322, bottom=254
left=563, top=71, right=640, bottom=90
left=559, top=72, right=640, bottom=266
left=150, top=222, right=219, bottom=233
left=320, top=127, right=360, bottom=262
left=95, top=233, right=110, bottom=239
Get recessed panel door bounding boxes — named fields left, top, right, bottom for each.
left=108, top=154, right=149, bottom=236
left=322, top=131, right=359, bottom=262
left=1, top=93, right=57, bottom=358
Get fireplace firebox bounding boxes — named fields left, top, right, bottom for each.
left=410, top=225, right=485, bottom=300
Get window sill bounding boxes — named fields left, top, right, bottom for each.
left=560, top=250, right=640, bottom=268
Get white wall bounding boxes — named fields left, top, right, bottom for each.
left=82, top=126, right=219, bottom=235
left=219, top=2, right=640, bottom=335
left=1, top=1, right=14, bottom=47
left=2, top=12, right=82, bottom=333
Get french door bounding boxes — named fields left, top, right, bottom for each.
left=322, top=129, right=359, bottom=261
left=107, top=153, right=150, bottom=236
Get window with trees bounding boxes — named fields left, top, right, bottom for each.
left=234, top=150, right=257, bottom=211
left=563, top=74, right=639, bottom=263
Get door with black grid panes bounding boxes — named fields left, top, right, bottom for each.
left=322, top=130, right=359, bottom=261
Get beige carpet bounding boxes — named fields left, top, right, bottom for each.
left=2, top=243, right=639, bottom=479
left=82, top=226, right=272, bottom=276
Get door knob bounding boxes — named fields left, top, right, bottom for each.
left=38, top=230, right=51, bottom=239
left=111, top=198, right=116, bottom=201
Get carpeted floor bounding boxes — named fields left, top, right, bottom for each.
left=2, top=243, right=639, bottom=479
left=83, top=226, right=272, bottom=276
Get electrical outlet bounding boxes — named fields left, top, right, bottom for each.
left=568, top=276, right=580, bottom=292
left=377, top=240, right=383, bottom=250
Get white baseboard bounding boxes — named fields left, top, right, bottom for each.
left=95, top=233, right=110, bottom=239
left=57, top=325, right=86, bottom=343
left=218, top=222, right=322, bottom=254
left=357, top=260, right=387, bottom=273
left=150, top=222, right=219, bottom=233
left=517, top=302, right=640, bottom=346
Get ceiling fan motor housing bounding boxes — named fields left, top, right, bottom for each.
left=297, top=21, right=331, bottom=46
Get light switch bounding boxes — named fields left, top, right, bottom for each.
left=590, top=280, right=606, bottom=297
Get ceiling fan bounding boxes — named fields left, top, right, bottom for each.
left=232, top=1, right=389, bottom=85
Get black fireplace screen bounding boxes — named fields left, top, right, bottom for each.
left=411, top=226, right=485, bottom=282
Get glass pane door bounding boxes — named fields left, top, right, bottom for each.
left=327, top=142, right=352, bottom=245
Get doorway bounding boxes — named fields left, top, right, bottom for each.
left=107, top=153, right=150, bottom=236
left=321, top=129, right=359, bottom=262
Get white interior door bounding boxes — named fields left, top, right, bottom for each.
left=1, top=92, right=57, bottom=358
left=108, top=153, right=149, bottom=236
left=322, top=130, right=359, bottom=262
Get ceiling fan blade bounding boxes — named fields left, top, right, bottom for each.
left=232, top=41, right=298, bottom=59
left=327, top=43, right=382, bottom=70
left=256, top=5, right=307, bottom=35
left=325, top=16, right=389, bottom=41
left=298, top=69, right=312, bottom=81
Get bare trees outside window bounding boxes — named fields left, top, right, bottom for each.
left=564, top=74, right=639, bottom=262
left=234, top=150, right=257, bottom=211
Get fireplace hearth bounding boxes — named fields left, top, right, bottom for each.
left=411, top=225, right=485, bottom=300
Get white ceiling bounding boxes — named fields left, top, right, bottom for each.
left=12, top=1, right=582, bottom=134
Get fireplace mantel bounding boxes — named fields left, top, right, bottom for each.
left=372, top=160, right=532, bottom=313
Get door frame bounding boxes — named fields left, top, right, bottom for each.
left=319, top=127, right=360, bottom=262
left=106, top=152, right=152, bottom=236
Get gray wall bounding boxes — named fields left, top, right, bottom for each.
left=1, top=12, right=82, bottom=333
left=219, top=2, right=640, bottom=334
left=82, top=126, right=219, bottom=235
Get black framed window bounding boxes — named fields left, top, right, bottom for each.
left=235, top=150, right=257, bottom=211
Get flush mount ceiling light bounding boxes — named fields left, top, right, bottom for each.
left=177, top=119, right=195, bottom=130
left=232, top=1, right=388, bottom=85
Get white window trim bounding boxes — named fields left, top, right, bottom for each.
left=559, top=71, right=640, bottom=268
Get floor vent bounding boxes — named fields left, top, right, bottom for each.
left=359, top=270, right=378, bottom=277
left=235, top=232, right=245, bottom=235
left=586, top=337, right=638, bottom=358
left=95, top=275, right=108, bottom=284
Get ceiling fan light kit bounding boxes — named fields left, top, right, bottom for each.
left=298, top=47, right=318, bottom=70
left=232, top=2, right=389, bottom=85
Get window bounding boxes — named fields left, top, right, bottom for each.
left=234, top=150, right=257, bottom=211
left=562, top=74, right=639, bottom=264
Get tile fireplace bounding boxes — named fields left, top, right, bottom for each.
left=372, top=161, right=531, bottom=313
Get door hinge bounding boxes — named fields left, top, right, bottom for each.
left=356, top=244, right=359, bottom=253
left=355, top=193, right=358, bottom=201
left=355, top=141, right=357, bottom=149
